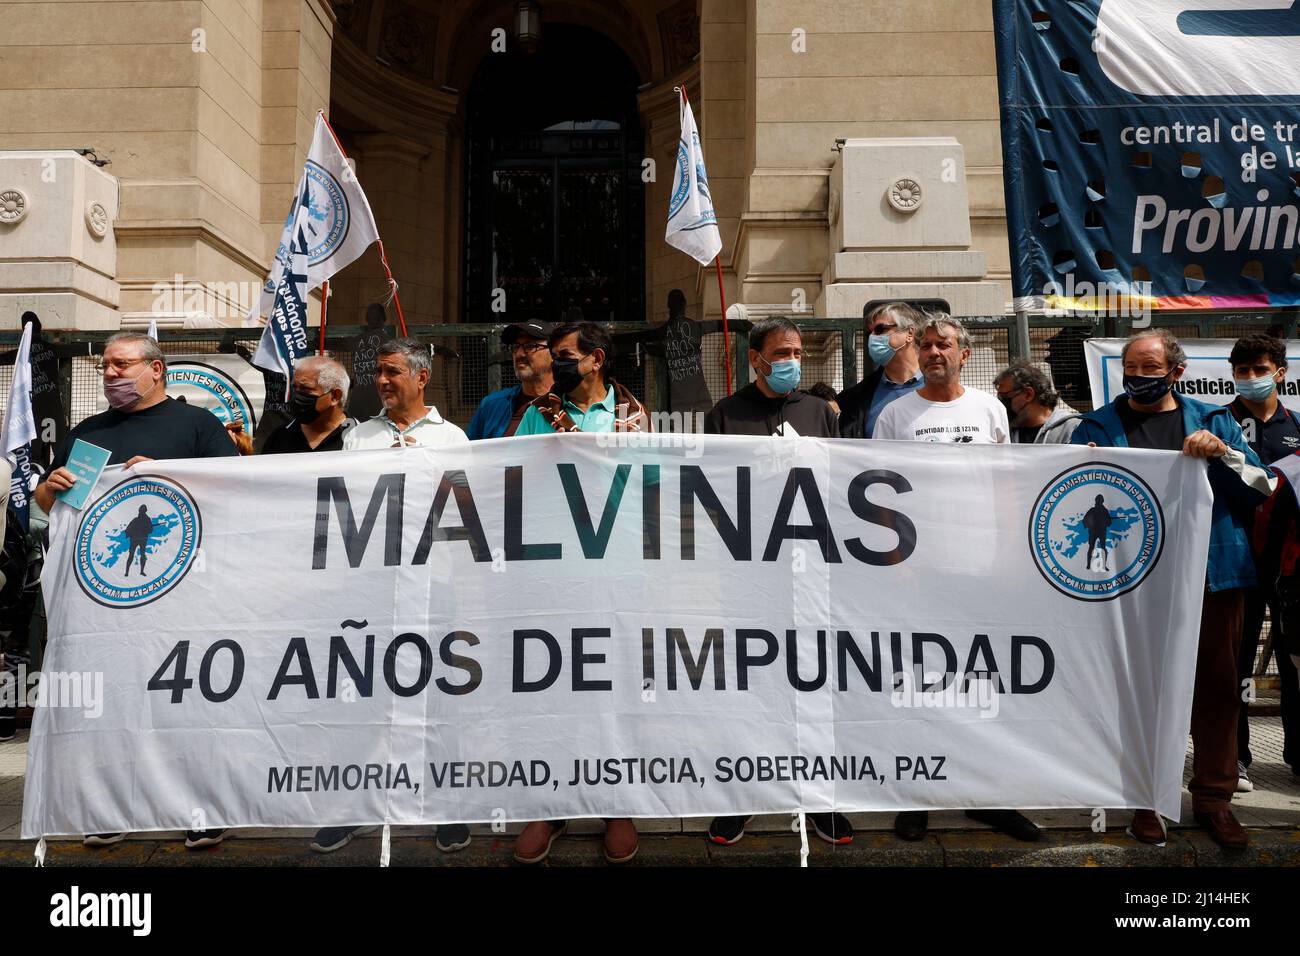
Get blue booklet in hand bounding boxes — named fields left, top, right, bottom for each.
left=57, top=439, right=112, bottom=510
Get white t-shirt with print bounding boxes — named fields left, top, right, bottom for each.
left=872, top=387, right=1009, bottom=444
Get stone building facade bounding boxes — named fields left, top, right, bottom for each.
left=0, top=0, right=1011, bottom=333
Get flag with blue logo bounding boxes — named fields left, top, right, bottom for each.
left=994, top=0, right=1300, bottom=312
left=251, top=197, right=312, bottom=399
left=666, top=90, right=722, bottom=266
left=2, top=323, right=37, bottom=530
left=245, top=112, right=380, bottom=325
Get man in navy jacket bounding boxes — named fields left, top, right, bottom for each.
left=466, top=320, right=554, bottom=440
left=1072, top=329, right=1275, bottom=849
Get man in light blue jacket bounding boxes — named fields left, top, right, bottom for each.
left=1072, top=329, right=1275, bottom=850
left=466, top=320, right=553, bottom=440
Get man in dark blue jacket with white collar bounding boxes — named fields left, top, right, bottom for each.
left=466, top=320, right=554, bottom=440
left=1072, top=329, right=1275, bottom=850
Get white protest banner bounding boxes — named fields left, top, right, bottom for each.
left=94, top=353, right=265, bottom=432
left=25, top=436, right=1211, bottom=837
left=1085, top=338, right=1300, bottom=412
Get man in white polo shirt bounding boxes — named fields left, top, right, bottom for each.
left=872, top=313, right=1009, bottom=444
left=343, top=338, right=468, bottom=451
left=337, top=336, right=469, bottom=858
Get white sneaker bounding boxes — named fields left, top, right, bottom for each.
left=1236, top=761, right=1254, bottom=793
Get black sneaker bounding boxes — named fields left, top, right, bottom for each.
left=894, top=811, right=929, bottom=841
left=706, top=815, right=753, bottom=845
left=809, top=812, right=853, bottom=845
left=184, top=828, right=227, bottom=849
left=435, top=823, right=471, bottom=853
left=82, top=833, right=126, bottom=847
left=310, top=825, right=379, bottom=854
left=965, top=808, right=1041, bottom=842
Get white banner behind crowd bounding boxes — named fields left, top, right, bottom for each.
left=1085, top=338, right=1300, bottom=413
left=24, top=436, right=1213, bottom=837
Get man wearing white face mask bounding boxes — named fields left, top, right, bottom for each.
left=837, top=302, right=923, bottom=439
left=703, top=316, right=839, bottom=439
left=33, top=331, right=237, bottom=852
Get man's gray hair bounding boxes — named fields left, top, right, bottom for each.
left=916, top=312, right=971, bottom=351
left=105, top=331, right=166, bottom=367
left=864, top=301, right=923, bottom=336
left=995, top=359, right=1060, bottom=410
left=296, top=355, right=350, bottom=404
left=377, top=337, right=432, bottom=376
left=1121, top=328, right=1187, bottom=369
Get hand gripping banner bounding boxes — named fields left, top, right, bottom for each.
left=24, top=435, right=1213, bottom=837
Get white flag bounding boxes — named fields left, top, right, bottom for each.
left=665, top=90, right=722, bottom=266
left=147, top=317, right=158, bottom=341
left=251, top=201, right=312, bottom=398
left=245, top=112, right=380, bottom=324
left=1, top=323, right=36, bottom=457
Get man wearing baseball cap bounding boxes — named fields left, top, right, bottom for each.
left=466, top=320, right=555, bottom=440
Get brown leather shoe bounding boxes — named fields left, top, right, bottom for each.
left=1194, top=809, right=1248, bottom=849
left=514, top=820, right=565, bottom=864
left=1127, top=810, right=1167, bottom=845
left=603, top=818, right=639, bottom=864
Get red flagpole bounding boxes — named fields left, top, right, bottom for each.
left=318, top=110, right=409, bottom=338
left=714, top=255, right=732, bottom=395
left=377, top=240, right=410, bottom=338
left=678, top=87, right=732, bottom=396
left=318, top=279, right=329, bottom=355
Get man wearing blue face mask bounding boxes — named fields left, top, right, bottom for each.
left=701, top=316, right=848, bottom=848
left=837, top=302, right=923, bottom=439
left=1072, top=329, right=1276, bottom=850
left=702, top=316, right=839, bottom=439
left=1225, top=333, right=1300, bottom=795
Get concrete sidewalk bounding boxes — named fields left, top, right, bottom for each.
left=3, top=719, right=1297, bottom=867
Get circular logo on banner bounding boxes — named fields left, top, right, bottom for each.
left=166, top=361, right=256, bottom=430
left=75, top=477, right=202, bottom=609
left=301, top=160, right=350, bottom=266
left=668, top=143, right=691, bottom=219
left=1029, top=463, right=1164, bottom=602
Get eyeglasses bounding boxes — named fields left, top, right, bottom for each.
left=870, top=323, right=898, bottom=336
left=94, top=357, right=152, bottom=375
left=509, top=342, right=548, bottom=355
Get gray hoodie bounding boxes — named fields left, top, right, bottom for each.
left=1013, top=402, right=1083, bottom=444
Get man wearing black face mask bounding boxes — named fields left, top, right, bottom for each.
left=514, top=322, right=649, bottom=436
left=1072, top=329, right=1276, bottom=850
left=261, top=357, right=353, bottom=454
